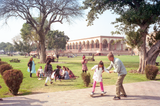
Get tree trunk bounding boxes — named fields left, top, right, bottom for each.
left=39, top=34, right=46, bottom=63
left=137, top=35, right=160, bottom=73
left=137, top=29, right=147, bottom=73
left=36, top=43, right=40, bottom=59
left=146, top=40, right=160, bottom=65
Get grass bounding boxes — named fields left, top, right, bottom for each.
left=0, top=55, right=160, bottom=98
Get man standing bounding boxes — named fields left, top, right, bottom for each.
left=56, top=54, right=59, bottom=62
left=106, top=52, right=127, bottom=100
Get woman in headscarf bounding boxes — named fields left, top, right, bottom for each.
left=27, top=57, right=36, bottom=78
left=81, top=55, right=88, bottom=73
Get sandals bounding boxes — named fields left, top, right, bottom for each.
left=0, top=98, right=3, bottom=101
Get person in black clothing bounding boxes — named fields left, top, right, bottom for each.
left=54, top=65, right=61, bottom=82
left=56, top=54, right=59, bottom=62
left=28, top=57, right=33, bottom=78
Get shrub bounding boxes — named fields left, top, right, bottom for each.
left=3, top=69, right=23, bottom=95
left=0, top=61, right=8, bottom=66
left=81, top=72, right=91, bottom=87
left=0, top=64, right=13, bottom=75
left=145, top=65, right=159, bottom=80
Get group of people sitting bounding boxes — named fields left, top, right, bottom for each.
left=36, top=65, right=76, bottom=81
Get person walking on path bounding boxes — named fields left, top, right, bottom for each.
left=90, top=61, right=110, bottom=96
left=44, top=59, right=53, bottom=86
left=27, top=57, right=36, bottom=78
left=106, top=52, right=127, bottom=100
left=81, top=55, right=88, bottom=73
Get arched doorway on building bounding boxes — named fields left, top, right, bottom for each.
left=95, top=39, right=99, bottom=50
left=82, top=41, right=85, bottom=50
left=73, top=43, right=75, bottom=50
left=102, top=39, right=108, bottom=51
left=76, top=42, right=78, bottom=50
left=110, top=40, right=115, bottom=51
left=67, top=44, right=69, bottom=50
left=79, top=42, right=82, bottom=51
left=116, top=40, right=121, bottom=51
left=86, top=41, right=90, bottom=50
left=70, top=43, right=72, bottom=49
left=91, top=40, right=94, bottom=50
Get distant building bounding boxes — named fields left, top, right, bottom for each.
left=65, top=36, right=131, bottom=56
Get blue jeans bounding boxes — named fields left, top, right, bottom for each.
left=40, top=74, right=43, bottom=78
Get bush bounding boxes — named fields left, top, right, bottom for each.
left=145, top=65, right=159, bottom=80
left=3, top=69, right=23, bottom=95
left=0, top=61, right=8, bottom=66
left=81, top=72, right=91, bottom=87
left=0, top=64, right=13, bottom=75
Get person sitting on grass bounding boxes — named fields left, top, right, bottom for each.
left=38, top=66, right=44, bottom=78
left=44, top=59, right=53, bottom=86
left=0, top=85, right=3, bottom=101
left=66, top=67, right=76, bottom=79
left=59, top=66, right=64, bottom=77
left=61, top=66, right=70, bottom=80
left=54, top=65, right=61, bottom=82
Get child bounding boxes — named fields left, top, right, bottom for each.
left=54, top=65, right=61, bottom=82
left=62, top=66, right=70, bottom=80
left=81, top=55, right=88, bottom=73
left=38, top=66, right=44, bottom=78
left=44, top=59, right=53, bottom=86
left=90, top=61, right=110, bottom=96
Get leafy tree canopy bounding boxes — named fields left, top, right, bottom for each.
left=47, top=30, right=69, bottom=52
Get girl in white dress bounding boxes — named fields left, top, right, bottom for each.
left=91, top=61, right=110, bottom=95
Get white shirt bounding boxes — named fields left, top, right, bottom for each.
left=91, top=65, right=109, bottom=82
left=38, top=69, right=43, bottom=74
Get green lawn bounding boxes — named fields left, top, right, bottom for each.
left=0, top=55, right=160, bottom=98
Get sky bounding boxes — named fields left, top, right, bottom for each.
left=0, top=1, right=153, bottom=44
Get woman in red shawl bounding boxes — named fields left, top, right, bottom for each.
left=81, top=55, right=88, bottom=73
left=66, top=67, right=76, bottom=79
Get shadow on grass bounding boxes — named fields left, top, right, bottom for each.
left=56, top=84, right=74, bottom=86
left=103, top=78, right=111, bottom=79
left=1, top=97, right=47, bottom=106
left=154, top=79, right=160, bottom=81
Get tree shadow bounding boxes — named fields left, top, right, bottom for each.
left=0, top=97, right=48, bottom=106
left=18, top=92, right=45, bottom=96
left=122, top=95, right=160, bottom=100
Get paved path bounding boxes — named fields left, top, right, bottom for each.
left=1, top=81, right=160, bottom=106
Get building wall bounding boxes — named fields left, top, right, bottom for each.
left=65, top=36, right=129, bottom=55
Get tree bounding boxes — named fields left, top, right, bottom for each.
left=47, top=30, right=69, bottom=53
left=0, top=0, right=83, bottom=63
left=82, top=0, right=160, bottom=73
left=0, top=42, right=14, bottom=53
left=13, top=40, right=35, bottom=56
